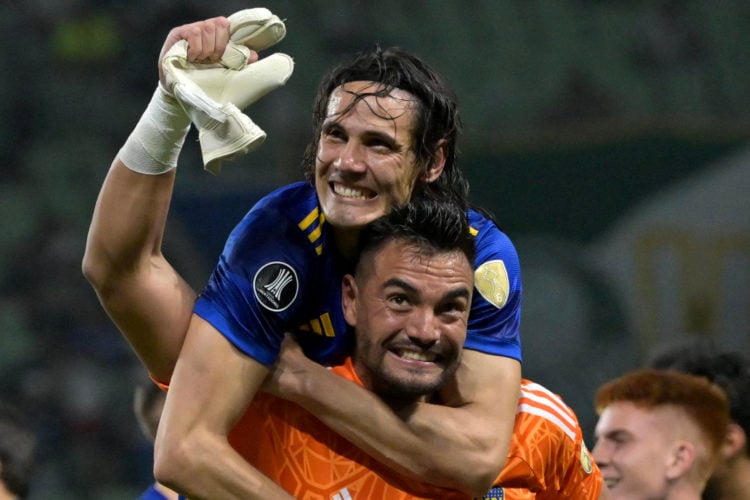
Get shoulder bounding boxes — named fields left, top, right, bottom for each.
left=227, top=182, right=325, bottom=257
left=252, top=181, right=318, bottom=218
left=468, top=209, right=518, bottom=256
left=516, top=379, right=581, bottom=443
left=467, top=208, right=522, bottom=314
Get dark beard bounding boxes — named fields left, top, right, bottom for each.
left=370, top=359, right=460, bottom=403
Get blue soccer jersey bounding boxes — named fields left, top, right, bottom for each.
left=195, top=181, right=522, bottom=366
left=465, top=209, right=522, bottom=361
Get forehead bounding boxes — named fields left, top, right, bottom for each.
left=596, top=401, right=673, bottom=440
left=366, top=239, right=473, bottom=287
left=327, top=81, right=418, bottom=129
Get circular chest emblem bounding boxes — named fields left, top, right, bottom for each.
left=253, top=261, right=299, bottom=312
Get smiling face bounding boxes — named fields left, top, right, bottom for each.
left=593, top=402, right=685, bottom=499
left=315, top=82, right=443, bottom=238
left=343, top=239, right=472, bottom=401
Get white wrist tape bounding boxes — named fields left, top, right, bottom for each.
left=118, top=84, right=191, bottom=175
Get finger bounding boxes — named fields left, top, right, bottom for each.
left=212, top=18, right=230, bottom=61
left=198, top=20, right=217, bottom=61
left=183, top=23, right=205, bottom=62
left=196, top=17, right=230, bottom=62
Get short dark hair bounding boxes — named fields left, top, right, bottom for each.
left=302, top=46, right=469, bottom=203
left=0, top=401, right=35, bottom=498
left=649, top=339, right=750, bottom=457
left=355, top=191, right=475, bottom=274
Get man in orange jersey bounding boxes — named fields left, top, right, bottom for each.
left=240, top=371, right=605, bottom=499
left=230, top=195, right=605, bottom=499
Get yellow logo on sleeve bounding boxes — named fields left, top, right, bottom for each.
left=581, top=442, right=594, bottom=474
left=474, top=260, right=510, bottom=308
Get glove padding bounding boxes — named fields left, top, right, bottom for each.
left=162, top=7, right=294, bottom=174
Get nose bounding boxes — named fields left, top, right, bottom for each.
left=334, top=140, right=367, bottom=174
left=405, top=309, right=440, bottom=347
left=591, top=440, right=610, bottom=466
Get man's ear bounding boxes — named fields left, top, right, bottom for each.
left=665, top=440, right=696, bottom=480
left=423, top=139, right=447, bottom=183
left=721, top=422, right=747, bottom=460
left=341, top=274, right=358, bottom=327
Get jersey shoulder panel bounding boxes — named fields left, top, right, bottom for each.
left=464, top=209, right=523, bottom=360
left=501, top=380, right=602, bottom=499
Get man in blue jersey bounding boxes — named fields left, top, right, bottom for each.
left=83, top=10, right=522, bottom=498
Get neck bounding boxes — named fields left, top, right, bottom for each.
left=333, top=227, right=361, bottom=261
left=705, top=456, right=750, bottom=500
left=663, top=480, right=704, bottom=500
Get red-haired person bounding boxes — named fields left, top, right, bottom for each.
left=592, top=369, right=730, bottom=500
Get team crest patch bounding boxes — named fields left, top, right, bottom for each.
left=580, top=442, right=594, bottom=474
left=478, top=486, right=504, bottom=499
left=253, top=262, right=299, bottom=312
left=474, top=260, right=510, bottom=308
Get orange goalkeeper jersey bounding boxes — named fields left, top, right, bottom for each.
left=229, top=359, right=602, bottom=499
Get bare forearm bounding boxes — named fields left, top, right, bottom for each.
left=156, top=318, right=294, bottom=499
left=155, top=431, right=292, bottom=500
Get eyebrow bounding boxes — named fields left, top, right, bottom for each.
left=382, top=278, right=471, bottom=301
left=323, top=120, right=401, bottom=148
left=598, top=429, right=632, bottom=441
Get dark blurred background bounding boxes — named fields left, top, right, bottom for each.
left=0, top=1, right=748, bottom=497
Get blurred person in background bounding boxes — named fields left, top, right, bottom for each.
left=0, top=401, right=35, bottom=500
left=592, top=368, right=730, bottom=500
left=133, top=382, right=178, bottom=500
left=649, top=339, right=750, bottom=499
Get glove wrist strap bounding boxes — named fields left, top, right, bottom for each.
left=118, top=84, right=191, bottom=175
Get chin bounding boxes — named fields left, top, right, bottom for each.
left=326, top=210, right=382, bottom=230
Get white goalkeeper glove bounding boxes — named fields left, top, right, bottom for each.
left=162, top=8, right=294, bottom=174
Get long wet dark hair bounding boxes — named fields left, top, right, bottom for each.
left=302, top=46, right=469, bottom=207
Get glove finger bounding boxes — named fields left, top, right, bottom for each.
left=228, top=8, right=286, bottom=51
left=229, top=53, right=294, bottom=109
left=220, top=41, right=251, bottom=70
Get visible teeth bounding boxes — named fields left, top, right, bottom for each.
left=333, top=183, right=368, bottom=199
left=398, top=350, right=436, bottom=362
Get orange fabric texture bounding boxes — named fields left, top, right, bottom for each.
left=228, top=364, right=602, bottom=499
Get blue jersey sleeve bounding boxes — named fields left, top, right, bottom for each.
left=465, top=210, right=523, bottom=362
left=194, top=185, right=316, bottom=366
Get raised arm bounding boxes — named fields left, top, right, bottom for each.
left=81, top=16, right=236, bottom=382
left=265, top=337, right=519, bottom=497
left=81, top=14, right=283, bottom=383
left=82, top=161, right=194, bottom=383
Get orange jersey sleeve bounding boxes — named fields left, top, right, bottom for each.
left=496, top=379, right=603, bottom=499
